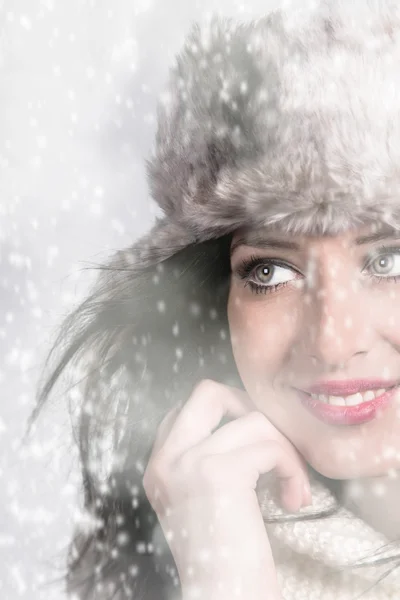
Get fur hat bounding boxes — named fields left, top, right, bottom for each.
left=131, top=0, right=400, bottom=271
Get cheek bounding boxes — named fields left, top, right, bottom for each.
left=381, top=291, right=400, bottom=341
left=227, top=288, right=300, bottom=384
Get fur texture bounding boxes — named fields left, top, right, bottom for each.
left=136, top=0, right=400, bottom=270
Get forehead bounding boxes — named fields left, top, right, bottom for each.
left=230, top=222, right=398, bottom=249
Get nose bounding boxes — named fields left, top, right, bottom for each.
left=302, top=262, right=372, bottom=369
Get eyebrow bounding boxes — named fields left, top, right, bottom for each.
left=230, top=228, right=400, bottom=257
left=230, top=235, right=300, bottom=257
left=353, top=229, right=400, bottom=245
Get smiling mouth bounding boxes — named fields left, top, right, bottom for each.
left=300, top=385, right=398, bottom=407
left=295, top=385, right=400, bottom=426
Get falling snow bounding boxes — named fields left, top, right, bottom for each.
left=5, top=1, right=400, bottom=600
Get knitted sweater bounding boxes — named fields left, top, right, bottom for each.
left=256, top=477, right=400, bottom=600
left=157, top=476, right=400, bottom=600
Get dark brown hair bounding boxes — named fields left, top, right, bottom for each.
left=27, top=232, right=246, bottom=599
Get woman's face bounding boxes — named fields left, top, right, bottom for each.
left=227, top=223, right=400, bottom=479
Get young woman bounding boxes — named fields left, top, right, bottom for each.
left=30, top=2, right=400, bottom=599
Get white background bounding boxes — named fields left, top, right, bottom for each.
left=1, top=1, right=291, bottom=598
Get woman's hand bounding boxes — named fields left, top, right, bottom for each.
left=143, top=379, right=311, bottom=600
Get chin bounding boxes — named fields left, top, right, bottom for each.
left=309, top=461, right=359, bottom=481
left=301, top=446, right=370, bottom=480
left=306, top=455, right=392, bottom=481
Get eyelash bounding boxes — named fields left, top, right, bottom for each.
left=236, top=254, right=297, bottom=295
left=235, top=245, right=400, bottom=295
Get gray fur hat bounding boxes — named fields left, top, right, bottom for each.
left=133, top=0, right=400, bottom=270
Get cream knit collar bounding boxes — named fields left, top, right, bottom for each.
left=256, top=474, right=400, bottom=599
left=159, top=473, right=400, bottom=599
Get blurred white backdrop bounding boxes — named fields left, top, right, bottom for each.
left=1, top=1, right=294, bottom=597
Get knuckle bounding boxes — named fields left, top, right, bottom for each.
left=193, top=378, right=217, bottom=397
left=142, top=461, right=170, bottom=509
left=192, top=379, right=230, bottom=418
left=143, top=457, right=166, bottom=489
left=157, top=404, right=180, bottom=433
left=142, top=469, right=154, bottom=495
left=245, top=410, right=269, bottom=427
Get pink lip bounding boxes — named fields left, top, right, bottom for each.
left=296, top=386, right=399, bottom=426
left=299, top=378, right=400, bottom=396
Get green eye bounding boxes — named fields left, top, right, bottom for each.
left=370, top=254, right=395, bottom=275
left=254, top=264, right=274, bottom=283
left=367, top=250, right=400, bottom=278
left=236, top=255, right=302, bottom=295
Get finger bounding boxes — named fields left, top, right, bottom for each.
left=191, top=440, right=304, bottom=513
left=157, top=380, right=254, bottom=463
left=150, top=404, right=182, bottom=458
left=184, top=411, right=310, bottom=506
left=190, top=411, right=299, bottom=462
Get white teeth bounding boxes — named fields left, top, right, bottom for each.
left=309, top=387, right=393, bottom=406
left=329, top=396, right=346, bottom=406
left=311, top=393, right=327, bottom=403
left=344, top=392, right=363, bottom=406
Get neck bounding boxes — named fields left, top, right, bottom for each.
left=341, top=472, right=400, bottom=541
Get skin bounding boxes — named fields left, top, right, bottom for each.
left=227, top=222, right=400, bottom=538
